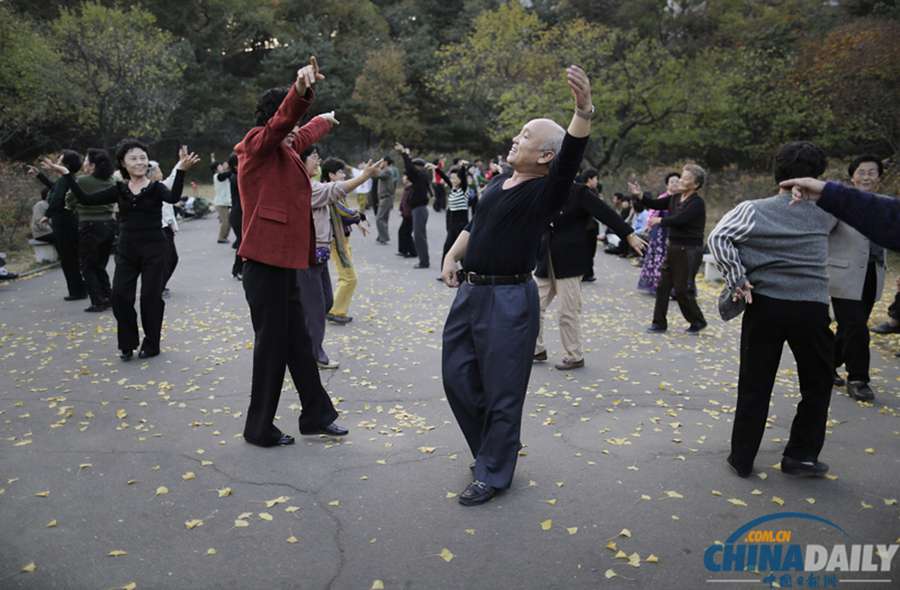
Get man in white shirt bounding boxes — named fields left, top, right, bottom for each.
left=211, top=154, right=232, bottom=243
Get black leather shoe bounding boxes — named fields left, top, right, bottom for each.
left=685, top=321, right=708, bottom=333
left=533, top=350, right=548, bottom=362
left=300, top=422, right=349, bottom=436
left=833, top=372, right=846, bottom=387
left=64, top=294, right=88, bottom=301
left=646, top=324, right=667, bottom=333
left=138, top=349, right=160, bottom=359
left=871, top=320, right=900, bottom=334
left=727, top=455, right=751, bottom=478
left=84, top=304, right=109, bottom=312
left=458, top=480, right=497, bottom=506
left=847, top=381, right=875, bottom=402
left=582, top=275, right=597, bottom=283
left=276, top=434, right=295, bottom=446
left=781, top=456, right=829, bottom=478
left=469, top=462, right=475, bottom=472
left=120, top=350, right=134, bottom=362
left=413, top=263, right=430, bottom=269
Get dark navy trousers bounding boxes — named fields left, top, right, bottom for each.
left=442, top=280, right=540, bottom=489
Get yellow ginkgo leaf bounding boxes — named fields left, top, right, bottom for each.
left=711, top=490, right=722, bottom=496
left=285, top=506, right=300, bottom=513
left=540, top=519, right=553, bottom=531
left=155, top=486, right=169, bottom=496
left=465, top=529, right=475, bottom=535
left=182, top=472, right=196, bottom=481
left=664, top=490, right=683, bottom=499
left=258, top=512, right=273, bottom=521
left=604, top=568, right=617, bottom=579
left=628, top=552, right=641, bottom=567
left=805, top=498, right=816, bottom=504
left=79, top=463, right=92, bottom=470
left=371, top=581, right=385, bottom=590
left=619, top=528, right=632, bottom=538
left=567, top=527, right=578, bottom=535
left=234, top=519, right=249, bottom=528
left=864, top=448, right=875, bottom=455
left=116, top=409, right=127, bottom=420
left=185, top=519, right=203, bottom=529
left=646, top=554, right=659, bottom=563
left=328, top=500, right=340, bottom=507
left=418, top=446, right=436, bottom=454
left=46, top=520, right=58, bottom=528
left=207, top=548, right=217, bottom=555
left=286, top=535, right=299, bottom=544
left=727, top=498, right=748, bottom=507
left=771, top=496, right=785, bottom=506
left=884, top=498, right=898, bottom=506
left=264, top=496, right=289, bottom=508
left=640, top=494, right=651, bottom=501
left=217, top=487, right=232, bottom=498
left=108, top=550, right=128, bottom=557
left=34, top=490, right=49, bottom=497
left=439, top=548, right=454, bottom=562
left=606, top=541, right=617, bottom=551
left=122, top=583, right=137, bottom=590
left=21, top=562, right=37, bottom=573
left=545, top=499, right=557, bottom=506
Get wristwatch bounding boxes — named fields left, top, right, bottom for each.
left=576, top=104, right=595, bottom=120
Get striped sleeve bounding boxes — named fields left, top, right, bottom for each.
left=707, top=201, right=756, bottom=291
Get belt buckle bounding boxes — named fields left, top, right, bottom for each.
left=466, top=272, right=477, bottom=284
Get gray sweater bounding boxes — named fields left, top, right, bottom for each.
left=708, top=193, right=838, bottom=304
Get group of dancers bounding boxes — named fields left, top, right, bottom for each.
left=27, top=55, right=900, bottom=507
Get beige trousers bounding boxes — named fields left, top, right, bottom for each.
left=215, top=206, right=231, bottom=241
left=535, top=261, right=583, bottom=362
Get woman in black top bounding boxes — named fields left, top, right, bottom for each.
left=226, top=152, right=243, bottom=279
left=631, top=164, right=708, bottom=333
left=43, top=139, right=198, bottom=361
left=431, top=163, right=470, bottom=273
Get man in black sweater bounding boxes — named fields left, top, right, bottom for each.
left=535, top=183, right=646, bottom=370
left=440, top=65, right=594, bottom=506
left=394, top=143, right=431, bottom=268
left=631, top=164, right=708, bottom=333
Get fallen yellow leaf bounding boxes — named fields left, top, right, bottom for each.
left=108, top=550, right=128, bottom=557
left=540, top=519, right=553, bottom=531
left=34, top=490, right=49, bottom=497
left=604, top=568, right=617, bottom=579
left=258, top=512, right=273, bottom=521
left=181, top=472, right=196, bottom=481
left=439, top=548, right=454, bottom=562
left=727, top=498, right=748, bottom=507
left=619, top=528, right=632, bottom=538
left=116, top=408, right=127, bottom=419
left=264, top=495, right=289, bottom=508
left=185, top=519, right=203, bottom=529
left=664, top=490, right=683, bottom=499
left=286, top=535, right=299, bottom=544
left=217, top=487, right=232, bottom=498
left=371, top=581, right=385, bottom=590
left=21, top=562, right=36, bottom=573
left=207, top=548, right=217, bottom=555
left=155, top=486, right=168, bottom=496
left=46, top=520, right=57, bottom=528
left=864, top=448, right=875, bottom=455
left=771, top=496, right=785, bottom=506
left=234, top=519, right=249, bottom=528
left=567, top=527, right=578, bottom=535
left=646, top=554, right=659, bottom=563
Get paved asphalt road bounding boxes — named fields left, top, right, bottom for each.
left=1, top=212, right=898, bottom=590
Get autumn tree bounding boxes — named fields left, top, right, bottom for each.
left=352, top=45, right=424, bottom=145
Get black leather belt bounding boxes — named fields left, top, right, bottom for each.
left=458, top=271, right=531, bottom=285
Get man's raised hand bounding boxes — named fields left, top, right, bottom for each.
left=566, top=65, right=592, bottom=112
left=319, top=111, right=339, bottom=126
left=295, top=56, right=325, bottom=94
left=41, top=156, right=68, bottom=176
left=362, top=159, right=384, bottom=177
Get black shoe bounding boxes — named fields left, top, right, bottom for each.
left=162, top=288, right=170, bottom=298
left=413, top=263, right=430, bottom=269
left=458, top=480, right=497, bottom=506
left=84, top=304, right=109, bottom=312
left=245, top=434, right=295, bottom=447
left=138, top=349, right=160, bottom=359
left=326, top=313, right=352, bottom=325
left=217, top=239, right=228, bottom=244
left=847, top=381, right=875, bottom=402
left=685, top=321, right=708, bottom=334
left=832, top=372, right=845, bottom=387
left=395, top=252, right=406, bottom=257
left=120, top=350, right=134, bottom=362
left=231, top=241, right=238, bottom=249
left=871, top=320, right=900, bottom=334
left=403, top=254, right=417, bottom=258
left=781, top=456, right=829, bottom=478
left=582, top=275, right=597, bottom=283
left=727, top=455, right=751, bottom=478
left=64, top=294, right=88, bottom=301
left=533, top=350, right=548, bottom=362
left=646, top=323, right=667, bottom=333
left=232, top=273, right=242, bottom=281
left=469, top=462, right=476, bottom=472
left=300, top=422, right=349, bottom=436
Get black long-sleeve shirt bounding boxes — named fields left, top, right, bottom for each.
left=462, top=133, right=588, bottom=275
left=401, top=152, right=430, bottom=208
left=63, top=171, right=184, bottom=234
left=817, top=182, right=900, bottom=251
left=638, top=191, right=705, bottom=246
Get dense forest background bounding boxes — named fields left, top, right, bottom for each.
left=1, top=0, right=898, bottom=173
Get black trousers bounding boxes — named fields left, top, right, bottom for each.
left=162, top=226, right=178, bottom=289
left=79, top=220, right=115, bottom=306
left=441, top=210, right=469, bottom=269
left=398, top=215, right=416, bottom=256
left=50, top=212, right=85, bottom=298
left=889, top=288, right=900, bottom=321
left=832, top=262, right=878, bottom=383
left=443, top=281, right=540, bottom=489
left=432, top=184, right=447, bottom=211
left=730, top=294, right=834, bottom=472
left=653, top=243, right=705, bottom=327
left=241, top=260, right=338, bottom=446
left=112, top=232, right=167, bottom=353
left=230, top=209, right=243, bottom=276
left=585, top=223, right=599, bottom=278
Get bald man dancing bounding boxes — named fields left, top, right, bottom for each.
left=440, top=65, right=594, bottom=506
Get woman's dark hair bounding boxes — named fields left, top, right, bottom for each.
left=848, top=154, right=883, bottom=178
left=255, top=87, right=289, bottom=127
left=41, top=187, right=50, bottom=200
left=61, top=149, right=83, bottom=175
left=320, top=157, right=347, bottom=181
left=664, top=171, right=681, bottom=185
left=300, top=145, right=318, bottom=163
left=227, top=152, right=239, bottom=172
left=87, top=148, right=114, bottom=180
left=209, top=162, right=220, bottom=173
left=115, top=138, right=150, bottom=180
left=773, top=141, right=827, bottom=183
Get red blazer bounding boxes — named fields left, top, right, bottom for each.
left=235, top=85, right=332, bottom=269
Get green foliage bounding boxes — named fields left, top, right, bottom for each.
left=353, top=45, right=424, bottom=143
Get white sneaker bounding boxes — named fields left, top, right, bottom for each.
left=317, top=360, right=340, bottom=370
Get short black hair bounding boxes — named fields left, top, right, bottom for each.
left=87, top=148, right=114, bottom=180
left=848, top=154, right=883, bottom=178
left=41, top=187, right=50, bottom=200
left=209, top=162, right=220, bottom=173
left=115, top=138, right=150, bottom=180
left=255, top=87, right=289, bottom=127
left=227, top=152, right=238, bottom=172
left=300, top=145, right=318, bottom=163
left=383, top=156, right=393, bottom=166
left=320, top=157, right=346, bottom=181
left=664, top=171, right=681, bottom=184
left=61, top=149, right=83, bottom=175
left=583, top=169, right=599, bottom=182
left=773, top=141, right=827, bottom=183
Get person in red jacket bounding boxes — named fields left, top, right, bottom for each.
left=234, top=56, right=348, bottom=447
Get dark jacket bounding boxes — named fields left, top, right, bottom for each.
left=535, top=184, right=634, bottom=279
left=818, top=182, right=899, bottom=251
left=637, top=191, right=705, bottom=246
left=401, top=152, right=430, bottom=208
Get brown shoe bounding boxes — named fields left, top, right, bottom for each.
left=554, top=357, right=585, bottom=370
left=533, top=350, right=547, bottom=362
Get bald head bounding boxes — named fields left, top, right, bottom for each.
left=506, top=118, right=566, bottom=174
